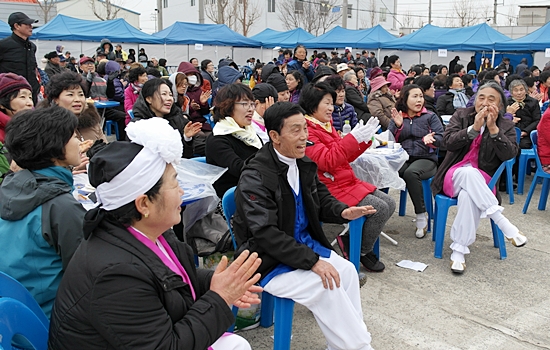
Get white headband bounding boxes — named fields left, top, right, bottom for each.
left=95, top=118, right=183, bottom=211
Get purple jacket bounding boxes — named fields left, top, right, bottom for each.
left=104, top=61, right=125, bottom=103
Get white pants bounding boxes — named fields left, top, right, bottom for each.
left=264, top=251, right=374, bottom=350
left=450, top=167, right=519, bottom=260
left=211, top=333, right=250, bottom=350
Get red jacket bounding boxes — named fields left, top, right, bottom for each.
left=305, top=119, right=376, bottom=206
left=0, top=110, right=10, bottom=143
left=538, top=108, right=550, bottom=166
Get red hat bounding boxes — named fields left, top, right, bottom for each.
left=79, top=56, right=95, bottom=65
left=0, top=73, right=32, bottom=99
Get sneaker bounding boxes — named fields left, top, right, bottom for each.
left=450, top=260, right=465, bottom=274
left=360, top=252, right=385, bottom=272
left=506, top=232, right=527, bottom=247
left=415, top=213, right=428, bottom=238
left=336, top=234, right=350, bottom=260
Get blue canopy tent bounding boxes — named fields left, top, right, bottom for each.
left=31, top=14, right=163, bottom=44
left=154, top=22, right=261, bottom=47
left=380, top=24, right=452, bottom=50
left=301, top=25, right=395, bottom=49
left=495, top=21, right=550, bottom=52
left=250, top=28, right=315, bottom=48
left=0, top=20, right=11, bottom=38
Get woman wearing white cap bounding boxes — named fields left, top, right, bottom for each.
left=49, top=117, right=262, bottom=349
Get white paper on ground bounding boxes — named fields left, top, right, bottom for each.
left=396, top=260, right=429, bottom=272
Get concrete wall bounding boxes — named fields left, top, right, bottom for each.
left=0, top=2, right=57, bottom=25
left=56, top=0, right=140, bottom=29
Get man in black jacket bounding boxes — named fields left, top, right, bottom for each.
left=234, top=102, right=376, bottom=350
left=0, top=12, right=40, bottom=104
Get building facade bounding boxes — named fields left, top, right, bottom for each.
left=55, top=0, right=140, bottom=29
left=160, top=0, right=396, bottom=36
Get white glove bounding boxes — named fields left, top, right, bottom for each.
left=350, top=117, right=381, bottom=144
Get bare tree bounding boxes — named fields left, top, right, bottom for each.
left=235, top=0, right=262, bottom=35
left=400, top=11, right=415, bottom=28
left=36, top=0, right=56, bottom=23
left=360, top=0, right=377, bottom=28
left=89, top=0, right=122, bottom=21
left=277, top=0, right=341, bottom=36
left=505, top=4, right=518, bottom=26
left=205, top=0, right=236, bottom=28
left=450, top=0, right=480, bottom=27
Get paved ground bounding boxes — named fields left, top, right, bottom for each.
left=238, top=174, right=550, bottom=350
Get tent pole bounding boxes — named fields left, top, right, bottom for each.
left=419, top=51, right=421, bottom=64
left=187, top=45, right=190, bottom=62
left=430, top=50, right=432, bottom=65
left=378, top=48, right=380, bottom=61
left=216, top=46, right=218, bottom=64
left=164, top=43, right=167, bottom=59
left=491, top=49, right=495, bottom=68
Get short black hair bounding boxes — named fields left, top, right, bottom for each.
left=540, top=70, right=550, bottom=84
left=461, top=74, right=473, bottom=86
left=146, top=67, right=161, bottom=78
left=158, top=58, right=167, bottom=67
left=45, top=71, right=86, bottom=103
left=388, top=55, right=399, bottom=66
left=264, top=102, right=305, bottom=138
left=293, top=45, right=307, bottom=59
left=298, top=82, right=336, bottom=115
left=213, top=83, right=254, bottom=123
left=446, top=74, right=462, bottom=89
left=454, top=64, right=464, bottom=73
left=128, top=65, right=147, bottom=83
left=324, top=74, right=345, bottom=91
left=410, top=65, right=422, bottom=76
left=477, top=70, right=487, bottom=81
left=5, top=106, right=78, bottom=170
left=201, top=59, right=212, bottom=72
left=403, top=77, right=415, bottom=86
left=414, top=75, right=434, bottom=92
left=0, top=90, right=21, bottom=114
left=530, top=65, right=540, bottom=72
left=505, top=74, right=522, bottom=90
left=437, top=65, right=448, bottom=74
left=524, top=76, right=536, bottom=88
left=484, top=70, right=499, bottom=81
left=395, top=84, right=423, bottom=113
left=286, top=70, right=304, bottom=91
left=429, top=64, right=439, bottom=74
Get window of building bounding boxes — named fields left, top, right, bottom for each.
left=163, top=0, right=168, bottom=8
left=319, top=0, right=329, bottom=15
left=379, top=8, right=387, bottom=22
left=347, top=4, right=352, bottom=18
left=294, top=0, right=304, bottom=14
left=268, top=0, right=275, bottom=12
left=191, top=0, right=195, bottom=6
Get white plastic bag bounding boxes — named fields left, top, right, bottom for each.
left=351, top=148, right=409, bottom=190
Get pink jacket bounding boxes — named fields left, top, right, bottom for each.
left=124, top=84, right=140, bottom=125
left=387, top=69, right=406, bottom=91
left=538, top=108, right=550, bottom=166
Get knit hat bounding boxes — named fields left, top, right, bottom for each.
left=266, top=73, right=288, bottom=93
left=252, top=83, right=278, bottom=103
left=370, top=76, right=391, bottom=92
left=0, top=73, right=32, bottom=99
left=44, top=51, right=58, bottom=60
left=312, top=65, right=336, bottom=83
left=79, top=56, right=95, bottom=65
left=368, top=67, right=384, bottom=79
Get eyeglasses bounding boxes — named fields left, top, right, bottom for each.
left=235, top=102, right=256, bottom=109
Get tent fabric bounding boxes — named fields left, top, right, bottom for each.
left=381, top=23, right=511, bottom=51
left=32, top=14, right=163, bottom=44
left=494, top=21, right=550, bottom=51
left=249, top=28, right=315, bottom=48
left=0, top=20, right=11, bottom=38
left=153, top=22, right=261, bottom=47
left=301, top=25, right=395, bottom=49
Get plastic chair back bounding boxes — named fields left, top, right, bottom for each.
left=221, top=186, right=238, bottom=250
left=0, top=272, right=49, bottom=328
left=0, top=298, right=48, bottom=350
left=531, top=130, right=540, bottom=167
left=191, top=156, right=207, bottom=163
left=515, top=127, right=521, bottom=144
left=128, top=109, right=135, bottom=120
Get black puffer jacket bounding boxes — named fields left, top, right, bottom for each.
left=0, top=33, right=40, bottom=100
left=48, top=214, right=233, bottom=350
left=507, top=95, right=540, bottom=135
left=233, top=143, right=348, bottom=278
left=131, top=95, right=194, bottom=158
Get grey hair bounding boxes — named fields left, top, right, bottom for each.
left=343, top=70, right=356, bottom=82
left=475, top=81, right=507, bottom=112
left=508, top=79, right=528, bottom=94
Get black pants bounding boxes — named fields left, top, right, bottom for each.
left=99, top=107, right=127, bottom=141
left=398, top=158, right=437, bottom=214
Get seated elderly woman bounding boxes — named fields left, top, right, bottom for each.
left=367, top=74, right=395, bottom=130
left=388, top=84, right=444, bottom=238
left=132, top=78, right=202, bottom=159
left=0, top=107, right=85, bottom=317
left=206, top=84, right=263, bottom=198
left=43, top=71, right=107, bottom=143
left=301, top=82, right=396, bottom=272
left=431, top=81, right=527, bottom=274
left=0, top=73, right=34, bottom=142
left=48, top=118, right=262, bottom=349
left=436, top=74, right=472, bottom=117
left=507, top=78, right=541, bottom=150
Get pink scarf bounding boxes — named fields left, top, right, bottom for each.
left=442, top=130, right=495, bottom=197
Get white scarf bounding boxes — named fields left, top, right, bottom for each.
left=213, top=117, right=262, bottom=149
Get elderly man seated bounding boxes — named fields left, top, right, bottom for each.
left=431, top=81, right=527, bottom=274
left=234, top=102, right=376, bottom=350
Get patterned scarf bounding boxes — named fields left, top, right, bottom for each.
left=448, top=89, right=469, bottom=109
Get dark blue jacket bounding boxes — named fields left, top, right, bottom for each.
left=287, top=59, right=314, bottom=83
left=331, top=103, right=358, bottom=132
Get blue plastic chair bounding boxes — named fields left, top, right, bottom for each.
left=517, top=127, right=536, bottom=195
left=128, top=109, right=135, bottom=120
left=191, top=156, right=207, bottom=163
left=398, top=177, right=434, bottom=232
left=222, top=187, right=294, bottom=346
left=432, top=161, right=508, bottom=260
left=0, top=298, right=48, bottom=350
left=348, top=217, right=379, bottom=271
left=0, top=272, right=49, bottom=328
left=523, top=131, right=550, bottom=214
left=104, top=120, right=120, bottom=140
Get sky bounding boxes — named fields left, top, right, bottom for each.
left=122, top=0, right=549, bottom=34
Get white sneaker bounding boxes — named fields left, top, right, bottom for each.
left=451, top=260, right=466, bottom=274
left=507, top=232, right=527, bottom=247
left=415, top=226, right=427, bottom=239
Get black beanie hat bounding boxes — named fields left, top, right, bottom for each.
left=266, top=74, right=288, bottom=93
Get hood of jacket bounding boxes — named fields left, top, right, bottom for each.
left=132, top=93, right=182, bottom=122
left=168, top=72, right=185, bottom=99
left=177, top=62, right=203, bottom=91
left=104, top=60, right=120, bottom=75
left=217, top=66, right=243, bottom=88
left=99, top=38, right=113, bottom=53
left=218, top=59, right=239, bottom=70
left=0, top=169, right=71, bottom=221
left=260, top=64, right=280, bottom=83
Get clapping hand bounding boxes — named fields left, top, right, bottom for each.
left=423, top=132, right=436, bottom=145
left=485, top=104, right=499, bottom=134
left=391, top=108, right=403, bottom=127
left=199, top=90, right=212, bottom=104
left=506, top=102, right=520, bottom=115
left=184, top=121, right=202, bottom=138
left=349, top=117, right=380, bottom=144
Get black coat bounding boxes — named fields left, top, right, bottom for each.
left=0, top=33, right=40, bottom=101
left=508, top=95, right=540, bottom=148
left=345, top=84, right=370, bottom=123
left=131, top=95, right=194, bottom=158
left=48, top=215, right=233, bottom=350
left=436, top=92, right=457, bottom=116
left=233, top=143, right=348, bottom=278
left=431, top=106, right=518, bottom=201
left=205, top=132, right=260, bottom=198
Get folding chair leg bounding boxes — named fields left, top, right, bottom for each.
left=538, top=177, right=550, bottom=211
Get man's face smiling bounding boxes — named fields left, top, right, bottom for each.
left=270, top=113, right=308, bottom=159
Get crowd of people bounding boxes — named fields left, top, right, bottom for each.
left=0, top=10, right=549, bottom=350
